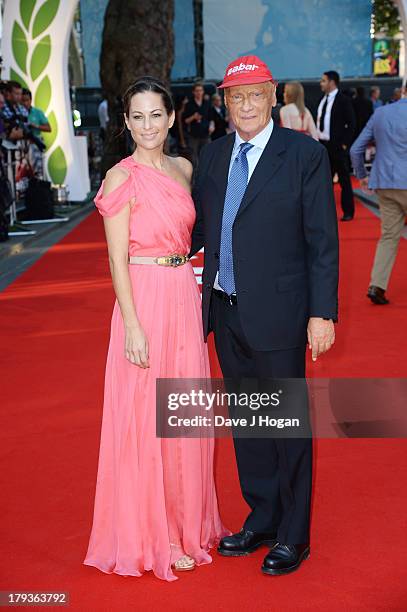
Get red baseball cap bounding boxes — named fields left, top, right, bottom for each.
left=218, top=55, right=277, bottom=89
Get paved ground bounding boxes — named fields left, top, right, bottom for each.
left=0, top=202, right=95, bottom=291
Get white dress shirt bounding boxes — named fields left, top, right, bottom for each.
left=98, top=99, right=109, bottom=129
left=214, top=118, right=274, bottom=291
left=316, top=88, right=338, bottom=141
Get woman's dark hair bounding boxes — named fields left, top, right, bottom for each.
left=122, top=76, right=174, bottom=117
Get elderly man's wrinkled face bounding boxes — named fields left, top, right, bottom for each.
left=225, top=82, right=276, bottom=140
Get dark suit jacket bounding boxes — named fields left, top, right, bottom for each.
left=209, top=106, right=228, bottom=140
left=324, top=92, right=356, bottom=147
left=352, top=97, right=373, bottom=139
left=190, top=125, right=339, bottom=351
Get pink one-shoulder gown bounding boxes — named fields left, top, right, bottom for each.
left=83, top=156, right=229, bottom=581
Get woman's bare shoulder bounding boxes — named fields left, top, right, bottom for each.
left=173, top=155, right=193, bottom=180
left=103, top=165, right=130, bottom=197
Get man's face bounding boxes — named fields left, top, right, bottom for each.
left=320, top=75, right=335, bottom=94
left=193, top=86, right=204, bottom=98
left=21, top=94, right=31, bottom=110
left=11, top=86, right=22, bottom=104
left=225, top=82, right=276, bottom=140
left=212, top=95, right=222, bottom=107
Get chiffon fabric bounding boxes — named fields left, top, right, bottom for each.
left=83, top=156, right=229, bottom=581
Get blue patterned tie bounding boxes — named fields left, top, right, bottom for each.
left=219, top=142, right=254, bottom=295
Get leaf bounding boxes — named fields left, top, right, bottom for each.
left=32, top=0, right=60, bottom=38
left=30, top=35, right=51, bottom=80
left=47, top=146, right=67, bottom=184
left=42, top=111, right=58, bottom=149
left=12, top=21, right=28, bottom=74
left=9, top=68, right=29, bottom=91
left=34, top=75, right=51, bottom=112
left=20, top=0, right=37, bottom=30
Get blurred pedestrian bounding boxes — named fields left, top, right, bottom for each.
left=280, top=81, right=318, bottom=139
left=350, top=87, right=407, bottom=305
left=388, top=88, right=402, bottom=104
left=370, top=86, right=383, bottom=111
left=317, top=70, right=356, bottom=221
left=98, top=96, right=109, bottom=141
left=209, top=93, right=228, bottom=140
left=183, top=83, right=210, bottom=164
left=352, top=86, right=373, bottom=139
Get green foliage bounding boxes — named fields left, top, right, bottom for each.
left=48, top=146, right=67, bottom=184
left=20, top=0, right=36, bottom=30
left=12, top=21, right=28, bottom=73
left=34, top=75, right=52, bottom=112
left=372, top=0, right=401, bottom=37
left=32, top=0, right=60, bottom=38
left=30, top=35, right=51, bottom=81
left=42, top=111, right=58, bottom=149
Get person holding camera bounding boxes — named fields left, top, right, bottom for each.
left=1, top=81, right=47, bottom=156
left=21, top=89, right=50, bottom=175
left=0, top=81, right=28, bottom=142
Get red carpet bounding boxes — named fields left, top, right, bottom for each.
left=1, top=190, right=406, bottom=610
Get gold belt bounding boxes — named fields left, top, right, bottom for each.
left=129, top=254, right=190, bottom=267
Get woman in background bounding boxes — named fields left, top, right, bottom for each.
left=280, top=81, right=318, bottom=140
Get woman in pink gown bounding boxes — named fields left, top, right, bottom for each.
left=83, top=77, right=229, bottom=581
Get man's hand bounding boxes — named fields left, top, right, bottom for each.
left=307, top=317, right=335, bottom=361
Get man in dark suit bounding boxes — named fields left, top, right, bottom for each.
left=317, top=70, right=356, bottom=221
left=190, top=55, right=339, bottom=576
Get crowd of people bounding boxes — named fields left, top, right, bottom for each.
left=0, top=79, right=52, bottom=240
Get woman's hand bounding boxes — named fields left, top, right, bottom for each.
left=124, top=324, right=149, bottom=368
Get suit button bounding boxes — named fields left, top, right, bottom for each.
left=214, top=252, right=219, bottom=260
left=240, top=289, right=248, bottom=293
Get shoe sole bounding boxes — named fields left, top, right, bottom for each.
left=367, top=294, right=389, bottom=305
left=261, top=549, right=310, bottom=576
left=218, top=539, right=277, bottom=557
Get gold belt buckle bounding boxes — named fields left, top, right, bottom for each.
left=155, top=254, right=189, bottom=267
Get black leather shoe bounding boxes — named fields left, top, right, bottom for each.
left=218, top=528, right=277, bottom=557
left=261, top=543, right=310, bottom=575
left=340, top=215, right=354, bottom=221
left=367, top=285, right=389, bottom=305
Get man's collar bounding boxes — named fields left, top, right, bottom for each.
left=329, top=88, right=339, bottom=97
left=234, top=118, right=274, bottom=150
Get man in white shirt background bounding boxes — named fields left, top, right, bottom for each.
left=97, top=97, right=109, bottom=142
left=317, top=70, right=356, bottom=221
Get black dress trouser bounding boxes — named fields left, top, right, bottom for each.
left=210, top=291, right=312, bottom=545
left=321, top=139, right=355, bottom=218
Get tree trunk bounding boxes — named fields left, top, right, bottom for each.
left=100, top=0, right=175, bottom=173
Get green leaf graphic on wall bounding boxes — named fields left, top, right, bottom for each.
left=10, top=67, right=29, bottom=91
left=12, top=0, right=67, bottom=186
left=48, top=146, right=67, bottom=184
left=32, top=0, right=60, bottom=38
left=42, top=111, right=58, bottom=149
left=12, top=21, right=28, bottom=73
left=30, top=35, right=51, bottom=80
left=34, top=75, right=51, bottom=112
left=20, top=0, right=37, bottom=31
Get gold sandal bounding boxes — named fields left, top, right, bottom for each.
left=173, top=555, right=196, bottom=572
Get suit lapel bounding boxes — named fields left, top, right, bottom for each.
left=211, top=133, right=235, bottom=207
left=236, top=124, right=287, bottom=218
